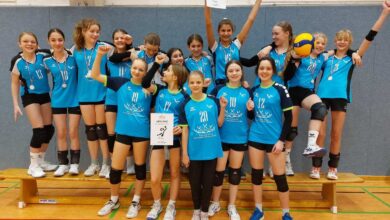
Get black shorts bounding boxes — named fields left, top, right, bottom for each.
left=52, top=106, right=81, bottom=115
left=105, top=105, right=118, bottom=113
left=222, top=143, right=248, bottom=152
left=79, top=100, right=105, bottom=105
left=321, top=98, right=348, bottom=112
left=289, top=87, right=315, bottom=107
left=21, top=93, right=51, bottom=107
left=248, top=141, right=285, bottom=153
left=116, top=134, right=149, bottom=145
left=152, top=139, right=181, bottom=150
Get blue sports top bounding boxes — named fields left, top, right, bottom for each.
left=211, top=84, right=252, bottom=144
left=12, top=52, right=50, bottom=96
left=289, top=53, right=326, bottom=89
left=254, top=49, right=286, bottom=86
left=210, top=38, right=241, bottom=81
left=179, top=95, right=223, bottom=160
left=184, top=56, right=215, bottom=94
left=136, top=50, right=164, bottom=85
left=43, top=52, right=79, bottom=108
left=105, top=60, right=132, bottom=106
left=249, top=82, right=293, bottom=144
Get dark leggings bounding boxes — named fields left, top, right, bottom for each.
left=188, top=159, right=217, bottom=212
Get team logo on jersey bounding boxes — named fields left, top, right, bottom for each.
left=159, top=93, right=165, bottom=98
left=239, top=92, right=246, bottom=97
left=206, top=104, right=213, bottom=109
left=51, top=64, right=56, bottom=68
left=174, top=98, right=181, bottom=104
left=68, top=65, right=75, bottom=70
left=190, top=107, right=196, bottom=112
left=266, top=94, right=274, bottom=99
left=127, top=86, right=132, bottom=91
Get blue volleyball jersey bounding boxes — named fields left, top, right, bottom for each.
left=249, top=82, right=293, bottom=144
left=72, top=42, right=107, bottom=103
left=254, top=49, right=286, bottom=86
left=136, top=50, right=164, bottom=85
left=288, top=54, right=325, bottom=89
left=12, top=52, right=50, bottom=96
left=179, top=95, right=223, bottom=160
left=106, top=77, right=154, bottom=138
left=105, top=60, right=132, bottom=106
left=43, top=53, right=78, bottom=108
left=210, top=38, right=241, bottom=81
left=184, top=56, right=215, bottom=94
left=211, top=85, right=252, bottom=144
left=317, top=54, right=355, bottom=102
left=155, top=86, right=188, bottom=127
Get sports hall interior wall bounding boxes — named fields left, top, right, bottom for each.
left=0, top=5, right=389, bottom=175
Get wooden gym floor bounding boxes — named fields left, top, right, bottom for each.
left=0, top=176, right=389, bottom=219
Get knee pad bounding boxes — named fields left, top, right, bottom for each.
left=30, top=128, right=46, bottom=148
left=96, top=123, right=108, bottom=140
left=311, top=102, right=327, bottom=121
left=109, top=168, right=123, bottom=184
left=43, top=124, right=55, bottom=144
left=108, top=134, right=116, bottom=153
left=286, top=127, right=298, bottom=142
left=214, top=171, right=225, bottom=186
left=228, top=167, right=241, bottom=185
left=312, top=157, right=323, bottom=167
left=134, top=163, right=146, bottom=180
left=274, top=174, right=289, bottom=192
left=328, top=153, right=340, bottom=168
left=85, top=125, right=98, bottom=141
left=251, top=168, right=263, bottom=185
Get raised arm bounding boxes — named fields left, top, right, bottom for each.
left=357, top=1, right=390, bottom=57
left=91, top=45, right=112, bottom=84
left=204, top=0, right=216, bottom=48
left=236, top=0, right=262, bottom=44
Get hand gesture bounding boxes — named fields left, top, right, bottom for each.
left=383, top=1, right=390, bottom=14
left=182, top=154, right=190, bottom=168
left=220, top=96, right=228, bottom=108
left=204, top=78, right=211, bottom=87
left=124, top=34, right=133, bottom=45
left=242, top=80, right=250, bottom=88
left=173, top=126, right=182, bottom=135
left=97, top=45, right=111, bottom=55
left=155, top=53, right=167, bottom=65
left=258, top=45, right=272, bottom=58
left=246, top=98, right=254, bottom=111
left=272, top=140, right=284, bottom=154
left=13, top=105, right=23, bottom=122
left=352, top=52, right=362, bottom=66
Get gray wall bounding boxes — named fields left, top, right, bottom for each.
left=1, top=6, right=389, bottom=175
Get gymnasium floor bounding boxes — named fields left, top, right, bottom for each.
left=0, top=175, right=389, bottom=219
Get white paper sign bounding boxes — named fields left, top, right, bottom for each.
left=151, top=113, right=174, bottom=146
left=206, top=0, right=227, bottom=9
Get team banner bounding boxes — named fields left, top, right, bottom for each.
left=206, top=0, right=227, bottom=9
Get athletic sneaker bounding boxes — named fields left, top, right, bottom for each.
left=27, top=165, right=46, bottom=178
left=163, top=203, right=176, bottom=220
left=69, top=164, right=79, bottom=175
left=309, top=167, right=321, bottom=179
left=282, top=212, right=293, bottom=220
left=40, top=160, right=58, bottom=171
left=84, top=164, right=100, bottom=177
left=249, top=207, right=264, bottom=220
left=97, top=199, right=120, bottom=216
left=200, top=211, right=209, bottom=220
left=227, top=205, right=241, bottom=220
left=285, top=153, right=294, bottom=176
left=208, top=201, right=221, bottom=216
left=126, top=201, right=141, bottom=218
left=191, top=209, right=201, bottom=220
left=146, top=202, right=163, bottom=220
left=302, top=145, right=327, bottom=157
left=268, top=167, right=274, bottom=179
left=54, top=165, right=69, bottom=177
left=99, top=164, right=110, bottom=178
left=327, top=168, right=338, bottom=180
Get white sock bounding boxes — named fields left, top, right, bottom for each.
left=308, top=130, right=319, bottom=146
left=282, top=208, right=290, bottom=215
left=132, top=195, right=140, bottom=203
left=154, top=199, right=161, bottom=206
left=255, top=203, right=263, bottom=211
left=110, top=195, right=119, bottom=203
left=39, top=152, right=45, bottom=163
left=30, top=152, right=40, bottom=167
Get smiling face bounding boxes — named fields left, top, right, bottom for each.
left=272, top=25, right=290, bottom=47
left=170, top=50, right=184, bottom=65
left=257, top=59, right=275, bottom=83
left=226, top=62, right=243, bottom=84
left=82, top=24, right=100, bottom=46
left=334, top=30, right=353, bottom=53
left=48, top=32, right=65, bottom=53
left=312, top=35, right=327, bottom=55
left=188, top=72, right=204, bottom=94
left=19, top=33, right=38, bottom=54
left=113, top=31, right=126, bottom=52
left=131, top=59, right=147, bottom=81
left=218, top=24, right=233, bottom=43
left=188, top=39, right=203, bottom=58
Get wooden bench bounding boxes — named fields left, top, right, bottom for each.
left=0, top=168, right=364, bottom=213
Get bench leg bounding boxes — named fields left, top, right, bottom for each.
left=322, top=183, right=337, bottom=214
left=19, top=179, right=38, bottom=208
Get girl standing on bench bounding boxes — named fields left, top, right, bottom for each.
left=92, top=45, right=156, bottom=218
left=10, top=32, right=57, bottom=178
left=71, top=18, right=110, bottom=178
left=247, top=57, right=293, bottom=220
left=44, top=28, right=81, bottom=176
left=316, top=1, right=390, bottom=180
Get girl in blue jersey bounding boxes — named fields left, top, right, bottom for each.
left=105, top=29, right=135, bottom=176
left=208, top=60, right=252, bottom=220
left=71, top=18, right=110, bottom=178
left=316, top=2, right=390, bottom=180
left=180, top=71, right=227, bottom=220
left=10, top=32, right=57, bottom=178
left=143, top=55, right=189, bottom=220
left=92, top=45, right=156, bottom=218
left=185, top=34, right=215, bottom=94
left=44, top=28, right=81, bottom=177
left=247, top=57, right=293, bottom=220
left=204, top=0, right=262, bottom=85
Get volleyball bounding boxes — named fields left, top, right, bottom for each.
left=293, top=33, right=314, bottom=57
